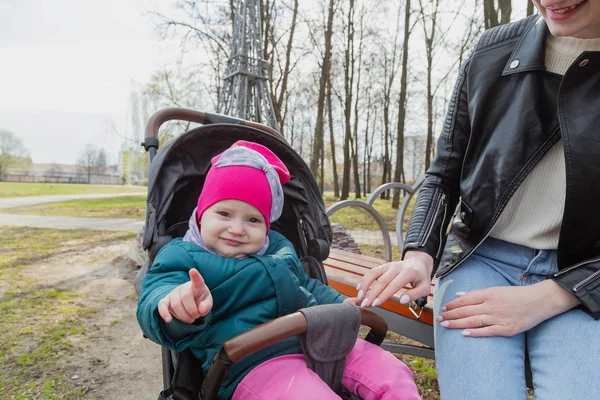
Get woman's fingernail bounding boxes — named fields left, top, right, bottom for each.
left=358, top=290, right=364, bottom=299
left=360, top=298, right=369, bottom=307
left=456, top=292, right=466, bottom=296
left=441, top=306, right=447, bottom=312
left=435, top=316, right=443, bottom=322
left=372, top=298, right=380, bottom=307
left=461, top=330, right=471, bottom=336
left=356, top=283, right=361, bottom=290
left=400, top=294, right=410, bottom=304
left=440, top=321, right=450, bottom=328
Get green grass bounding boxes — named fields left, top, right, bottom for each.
left=0, top=226, right=135, bottom=398
left=3, top=190, right=412, bottom=232
left=323, top=191, right=415, bottom=232
left=358, top=243, right=403, bottom=261
left=5, top=195, right=147, bottom=219
left=0, top=182, right=146, bottom=198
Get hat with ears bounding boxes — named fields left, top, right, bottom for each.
left=196, top=140, right=290, bottom=232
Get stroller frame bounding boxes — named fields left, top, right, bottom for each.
left=139, top=108, right=389, bottom=400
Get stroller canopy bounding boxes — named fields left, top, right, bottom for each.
left=142, top=124, right=332, bottom=262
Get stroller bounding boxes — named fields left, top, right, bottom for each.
left=135, top=108, right=389, bottom=400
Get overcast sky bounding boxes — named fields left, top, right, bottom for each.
left=0, top=0, right=170, bottom=165
left=1, top=0, right=533, bottom=166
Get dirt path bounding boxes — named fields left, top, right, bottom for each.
left=27, top=240, right=163, bottom=399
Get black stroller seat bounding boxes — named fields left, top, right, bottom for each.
left=136, top=108, right=389, bottom=400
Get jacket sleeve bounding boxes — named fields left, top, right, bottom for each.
left=403, top=54, right=474, bottom=273
left=552, top=259, right=600, bottom=320
left=136, top=242, right=211, bottom=351
left=301, top=273, right=346, bottom=305
left=270, top=232, right=345, bottom=305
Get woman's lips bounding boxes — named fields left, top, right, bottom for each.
left=547, top=0, right=586, bottom=21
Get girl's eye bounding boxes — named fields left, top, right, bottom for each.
left=248, top=217, right=261, bottom=224
left=217, top=211, right=230, bottom=217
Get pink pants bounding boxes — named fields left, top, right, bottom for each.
left=232, top=339, right=421, bottom=400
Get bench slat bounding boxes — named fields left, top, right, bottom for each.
left=323, top=258, right=434, bottom=327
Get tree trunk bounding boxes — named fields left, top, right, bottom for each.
left=272, top=0, right=298, bottom=132
left=484, top=0, right=511, bottom=28
left=392, top=0, right=411, bottom=209
left=363, top=89, right=373, bottom=195
left=310, top=0, right=335, bottom=180
left=419, top=0, right=439, bottom=171
left=367, top=114, right=375, bottom=194
left=320, top=138, right=325, bottom=192
left=341, top=0, right=355, bottom=200
left=499, top=0, right=512, bottom=24
left=483, top=0, right=498, bottom=29
left=351, top=5, right=364, bottom=199
left=327, top=79, right=340, bottom=197
left=527, top=0, right=535, bottom=16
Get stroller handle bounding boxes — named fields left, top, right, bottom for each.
left=224, top=306, right=387, bottom=363
left=142, top=107, right=284, bottom=163
left=201, top=307, right=388, bottom=400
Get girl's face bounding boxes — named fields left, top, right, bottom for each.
left=199, top=199, right=267, bottom=259
left=533, top=0, right=600, bottom=38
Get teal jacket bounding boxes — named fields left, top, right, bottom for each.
left=136, top=231, right=345, bottom=399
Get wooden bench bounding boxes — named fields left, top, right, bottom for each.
left=324, top=177, right=436, bottom=359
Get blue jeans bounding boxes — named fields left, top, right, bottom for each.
left=434, top=237, right=600, bottom=400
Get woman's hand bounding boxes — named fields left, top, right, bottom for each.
left=158, top=269, right=213, bottom=324
left=437, top=280, right=580, bottom=337
left=357, top=250, right=434, bottom=308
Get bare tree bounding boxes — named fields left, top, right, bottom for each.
left=527, top=0, right=535, bottom=16
left=266, top=0, right=300, bottom=133
left=0, top=129, right=30, bottom=177
left=77, top=144, right=108, bottom=184
left=149, top=1, right=234, bottom=103
left=350, top=4, right=367, bottom=199
left=363, top=90, right=376, bottom=194
left=309, top=0, right=336, bottom=183
left=326, top=77, right=340, bottom=197
left=392, top=0, right=413, bottom=208
left=340, top=0, right=356, bottom=200
left=484, top=0, right=512, bottom=29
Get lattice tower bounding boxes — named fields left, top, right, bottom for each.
left=217, top=0, right=279, bottom=130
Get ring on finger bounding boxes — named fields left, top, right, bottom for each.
left=478, top=315, right=487, bottom=327
left=377, top=265, right=385, bottom=275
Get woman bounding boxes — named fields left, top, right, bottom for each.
left=357, top=1, right=600, bottom=398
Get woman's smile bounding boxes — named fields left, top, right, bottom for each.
left=547, top=0, right=587, bottom=21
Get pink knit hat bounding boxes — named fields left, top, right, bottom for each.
left=196, top=140, right=290, bottom=232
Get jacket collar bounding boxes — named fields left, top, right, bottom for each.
left=502, top=16, right=549, bottom=76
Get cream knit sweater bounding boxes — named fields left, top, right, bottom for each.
left=489, top=35, right=600, bottom=249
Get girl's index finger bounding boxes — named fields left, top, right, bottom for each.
left=188, top=269, right=207, bottom=296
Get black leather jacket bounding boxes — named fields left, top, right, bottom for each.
left=404, top=15, right=600, bottom=319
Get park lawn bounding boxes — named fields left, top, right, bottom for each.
left=4, top=196, right=147, bottom=220
left=0, top=227, right=136, bottom=399
left=0, top=182, right=146, bottom=198
left=4, top=191, right=414, bottom=231
left=358, top=243, right=403, bottom=261
left=323, top=191, right=415, bottom=232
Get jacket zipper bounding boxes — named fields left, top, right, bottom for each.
left=436, top=227, right=495, bottom=279
left=419, top=192, right=446, bottom=247
left=573, top=270, right=600, bottom=292
left=553, top=256, right=600, bottom=278
left=435, top=195, right=448, bottom=259
left=436, top=132, right=562, bottom=279
left=551, top=256, right=600, bottom=293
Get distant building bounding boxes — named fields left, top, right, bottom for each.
left=3, top=162, right=121, bottom=185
